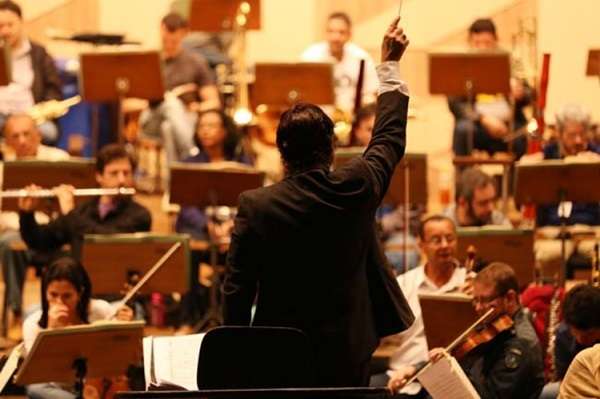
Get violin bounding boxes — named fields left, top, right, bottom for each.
left=452, top=314, right=514, bottom=359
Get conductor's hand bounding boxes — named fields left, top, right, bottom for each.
left=114, top=305, right=134, bottom=322
left=381, top=17, right=409, bottom=63
left=53, top=184, right=75, bottom=215
left=387, top=364, right=417, bottom=393
left=17, top=184, right=42, bottom=213
left=48, top=303, right=71, bottom=329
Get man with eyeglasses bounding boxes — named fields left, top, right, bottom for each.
left=371, top=215, right=469, bottom=396
left=389, top=262, right=544, bottom=399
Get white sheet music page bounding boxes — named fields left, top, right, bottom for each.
left=143, top=333, right=206, bottom=391
left=418, top=354, right=480, bottom=399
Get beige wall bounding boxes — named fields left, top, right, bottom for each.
left=538, top=0, right=600, bottom=121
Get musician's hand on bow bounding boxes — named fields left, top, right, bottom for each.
left=48, top=303, right=71, bottom=329
left=53, top=184, right=75, bottom=215
left=17, top=184, right=42, bottom=212
left=387, top=364, right=417, bottom=393
left=428, top=347, right=448, bottom=363
left=114, top=305, right=134, bottom=322
left=381, top=17, right=409, bottom=63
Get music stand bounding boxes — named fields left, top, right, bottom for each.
left=0, top=45, right=10, bottom=86
left=419, top=293, right=478, bottom=349
left=0, top=159, right=96, bottom=212
left=586, top=49, right=600, bottom=84
left=79, top=51, right=164, bottom=143
left=429, top=51, right=511, bottom=153
left=515, top=160, right=600, bottom=284
left=334, top=150, right=427, bottom=272
left=456, top=227, right=535, bottom=288
left=185, top=0, right=261, bottom=31
left=81, top=233, right=190, bottom=296
left=15, top=321, right=144, bottom=399
left=169, top=163, right=265, bottom=330
left=252, top=63, right=334, bottom=107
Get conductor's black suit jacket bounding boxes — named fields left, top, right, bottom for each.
left=223, top=89, right=414, bottom=386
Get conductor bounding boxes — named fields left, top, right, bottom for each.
left=223, top=17, right=414, bottom=387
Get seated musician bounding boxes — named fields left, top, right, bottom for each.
left=559, top=343, right=600, bottom=398
left=18, top=144, right=151, bottom=261
left=540, top=284, right=600, bottom=399
left=1, top=114, right=69, bottom=321
left=522, top=104, right=600, bottom=274
left=349, top=103, right=376, bottom=147
left=371, top=215, right=469, bottom=396
left=140, top=12, right=221, bottom=163
left=301, top=12, right=378, bottom=115
left=389, top=262, right=545, bottom=399
left=0, top=1, right=63, bottom=144
left=449, top=18, right=530, bottom=159
left=23, top=256, right=133, bottom=399
left=443, top=167, right=511, bottom=227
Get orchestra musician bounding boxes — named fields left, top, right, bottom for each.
left=389, top=262, right=545, bottom=399
left=349, top=103, right=376, bottom=147
left=372, top=215, right=470, bottom=396
left=0, top=114, right=69, bottom=323
left=139, top=12, right=221, bottom=163
left=558, top=343, right=600, bottom=398
left=0, top=0, right=62, bottom=145
left=443, top=167, right=511, bottom=227
left=540, top=284, right=600, bottom=399
left=22, top=256, right=133, bottom=399
left=449, top=18, right=530, bottom=159
left=301, top=12, right=378, bottom=116
left=17, top=144, right=151, bottom=261
left=224, top=17, right=414, bottom=387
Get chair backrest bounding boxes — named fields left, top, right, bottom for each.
left=197, top=326, right=316, bottom=389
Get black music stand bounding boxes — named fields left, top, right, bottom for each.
left=586, top=49, right=600, bottom=85
left=79, top=51, right=164, bottom=147
left=14, top=322, right=144, bottom=399
left=456, top=227, right=535, bottom=287
left=515, top=160, right=600, bottom=285
left=81, top=233, right=190, bottom=296
left=429, top=51, right=511, bottom=153
left=0, top=44, right=11, bottom=86
left=0, top=159, right=96, bottom=212
left=183, top=0, right=261, bottom=31
left=252, top=63, right=334, bottom=107
left=334, top=150, right=427, bottom=272
left=169, top=163, right=265, bottom=330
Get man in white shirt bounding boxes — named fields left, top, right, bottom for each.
left=301, top=12, right=378, bottom=115
left=1, top=113, right=69, bottom=321
left=371, top=215, right=469, bottom=396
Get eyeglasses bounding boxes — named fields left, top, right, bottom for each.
left=472, top=292, right=502, bottom=306
left=425, top=234, right=457, bottom=245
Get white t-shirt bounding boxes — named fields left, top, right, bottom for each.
left=388, top=264, right=467, bottom=393
left=22, top=299, right=115, bottom=354
left=301, top=42, right=378, bottom=113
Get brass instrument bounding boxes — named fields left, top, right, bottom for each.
left=0, top=187, right=135, bottom=198
left=28, top=95, right=81, bottom=124
left=231, top=2, right=253, bottom=126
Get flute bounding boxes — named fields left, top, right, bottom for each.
left=0, top=187, right=136, bottom=198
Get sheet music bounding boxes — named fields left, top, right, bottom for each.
left=143, top=333, right=205, bottom=391
left=418, top=354, right=480, bottom=399
left=0, top=343, right=24, bottom=393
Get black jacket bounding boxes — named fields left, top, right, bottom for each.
left=30, top=41, right=62, bottom=104
left=223, top=90, right=414, bottom=386
left=19, top=197, right=151, bottom=260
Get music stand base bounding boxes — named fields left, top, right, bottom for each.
left=73, top=357, right=87, bottom=399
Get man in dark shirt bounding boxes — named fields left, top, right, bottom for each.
left=223, top=18, right=414, bottom=387
left=140, top=12, right=220, bottom=162
left=18, top=144, right=151, bottom=259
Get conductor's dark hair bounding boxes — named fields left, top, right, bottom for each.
left=39, top=257, right=92, bottom=329
left=194, top=109, right=243, bottom=161
left=0, top=0, right=22, bottom=18
left=95, top=143, right=137, bottom=173
left=161, top=12, right=188, bottom=32
left=276, top=103, right=334, bottom=175
left=468, top=18, right=497, bottom=38
left=563, top=284, right=600, bottom=330
left=328, top=12, right=352, bottom=29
